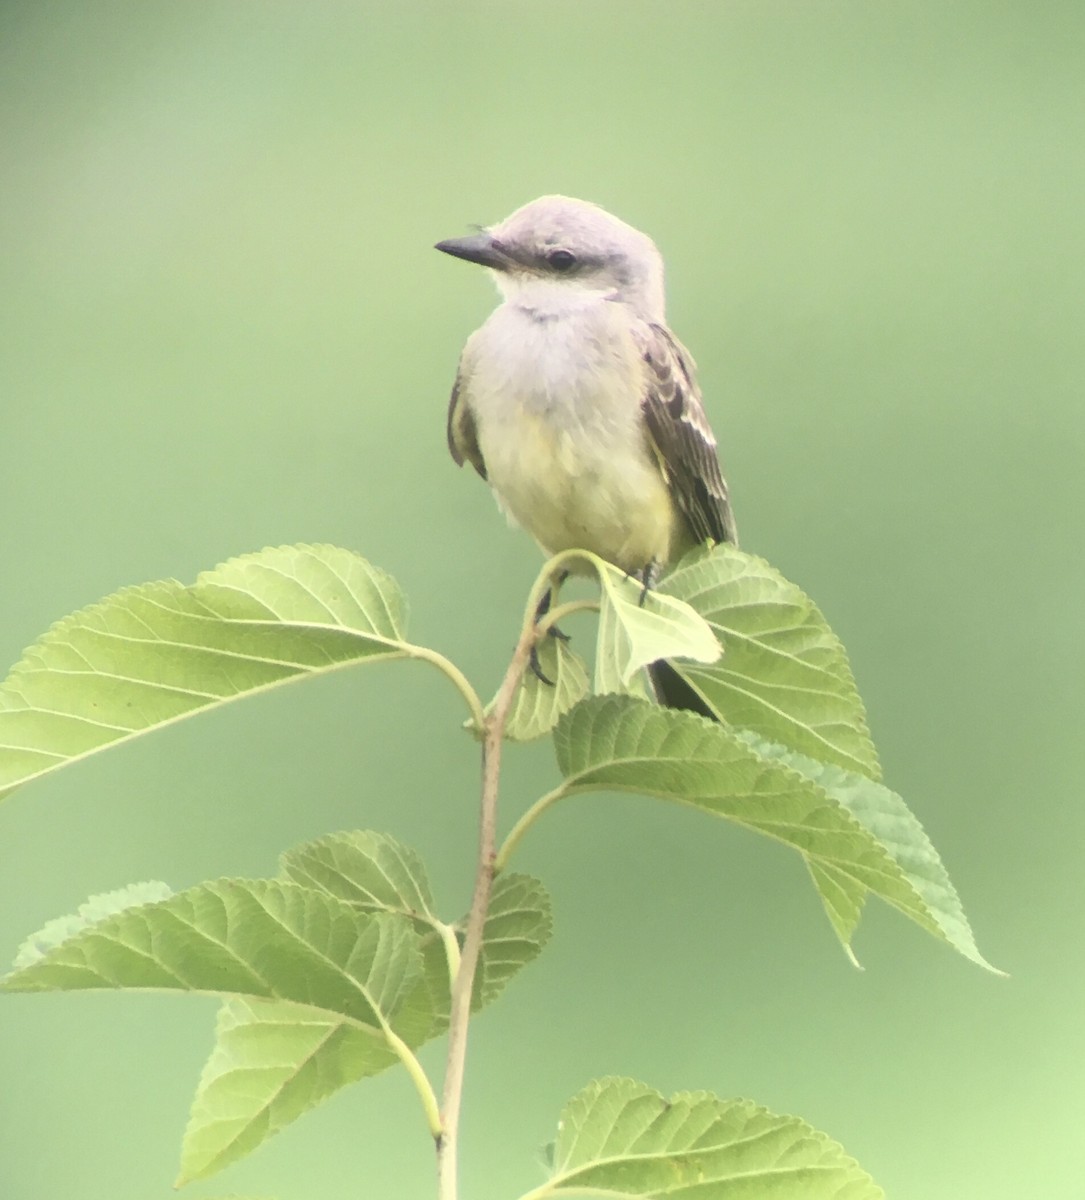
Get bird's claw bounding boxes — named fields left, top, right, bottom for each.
left=529, top=569, right=571, bottom=687
left=529, top=642, right=555, bottom=686
left=634, top=561, right=659, bottom=607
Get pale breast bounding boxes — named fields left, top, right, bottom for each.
left=463, top=302, right=684, bottom=572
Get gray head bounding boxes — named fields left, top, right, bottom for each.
left=436, top=195, right=665, bottom=321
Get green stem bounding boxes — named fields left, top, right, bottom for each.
left=406, top=644, right=487, bottom=730
left=494, top=783, right=567, bottom=873
left=384, top=1024, right=442, bottom=1140
left=535, top=597, right=599, bottom=637
left=437, top=921, right=462, bottom=993
left=537, top=548, right=610, bottom=591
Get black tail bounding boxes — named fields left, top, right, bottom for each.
left=646, top=660, right=716, bottom=719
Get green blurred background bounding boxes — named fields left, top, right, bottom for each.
left=1, top=2, right=1082, bottom=1196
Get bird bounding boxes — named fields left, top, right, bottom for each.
left=436, top=195, right=736, bottom=712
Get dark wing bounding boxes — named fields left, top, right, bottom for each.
left=637, top=322, right=737, bottom=546
left=446, top=364, right=487, bottom=480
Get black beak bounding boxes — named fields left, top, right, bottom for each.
left=434, top=232, right=511, bottom=270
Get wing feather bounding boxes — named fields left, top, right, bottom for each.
left=637, top=323, right=737, bottom=547
left=446, top=367, right=487, bottom=480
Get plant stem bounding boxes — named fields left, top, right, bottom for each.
left=437, top=920, right=462, bottom=993
left=436, top=563, right=556, bottom=1200
left=407, top=644, right=488, bottom=730
left=493, top=783, right=567, bottom=874
left=535, top=597, right=599, bottom=636
left=384, top=1024, right=443, bottom=1139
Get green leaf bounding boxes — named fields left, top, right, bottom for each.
left=13, top=881, right=173, bottom=971
left=278, top=829, right=551, bottom=1009
left=278, top=830, right=451, bottom=1033
left=178, top=997, right=403, bottom=1185
left=477, top=873, right=552, bottom=1007
left=1, top=879, right=426, bottom=1025
left=173, top=872, right=551, bottom=1184
left=279, top=830, right=438, bottom=925
left=166, top=834, right=548, bottom=1181
left=2, top=836, right=551, bottom=1182
left=806, top=863, right=867, bottom=964
left=596, top=562, right=721, bottom=695
left=501, top=634, right=591, bottom=742
left=522, top=1077, right=884, bottom=1199
left=659, top=545, right=880, bottom=779
left=739, top=733, right=1001, bottom=973
left=0, top=544, right=411, bottom=801
left=3, top=870, right=446, bottom=1185
left=551, top=696, right=995, bottom=969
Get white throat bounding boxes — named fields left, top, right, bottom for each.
left=490, top=272, right=618, bottom=320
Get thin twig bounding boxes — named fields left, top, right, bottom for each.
left=435, top=565, right=556, bottom=1200
left=407, top=644, right=488, bottom=730
left=535, top=596, right=599, bottom=637
left=493, top=782, right=567, bottom=875
left=384, top=1023, right=443, bottom=1139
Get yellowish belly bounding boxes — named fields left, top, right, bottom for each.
left=482, top=411, right=683, bottom=574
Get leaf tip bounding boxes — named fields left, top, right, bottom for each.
left=842, top=942, right=864, bottom=971
left=973, top=953, right=1009, bottom=979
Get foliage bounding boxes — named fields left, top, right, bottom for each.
left=0, top=542, right=995, bottom=1197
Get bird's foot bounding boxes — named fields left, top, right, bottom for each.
left=634, top=561, right=661, bottom=607
left=529, top=570, right=570, bottom=686
left=529, top=642, right=554, bottom=686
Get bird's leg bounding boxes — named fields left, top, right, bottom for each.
left=636, top=560, right=661, bottom=607
left=530, top=570, right=570, bottom=685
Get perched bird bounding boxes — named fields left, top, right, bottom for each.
left=436, top=195, right=736, bottom=710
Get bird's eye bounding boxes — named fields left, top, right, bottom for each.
left=547, top=249, right=577, bottom=272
